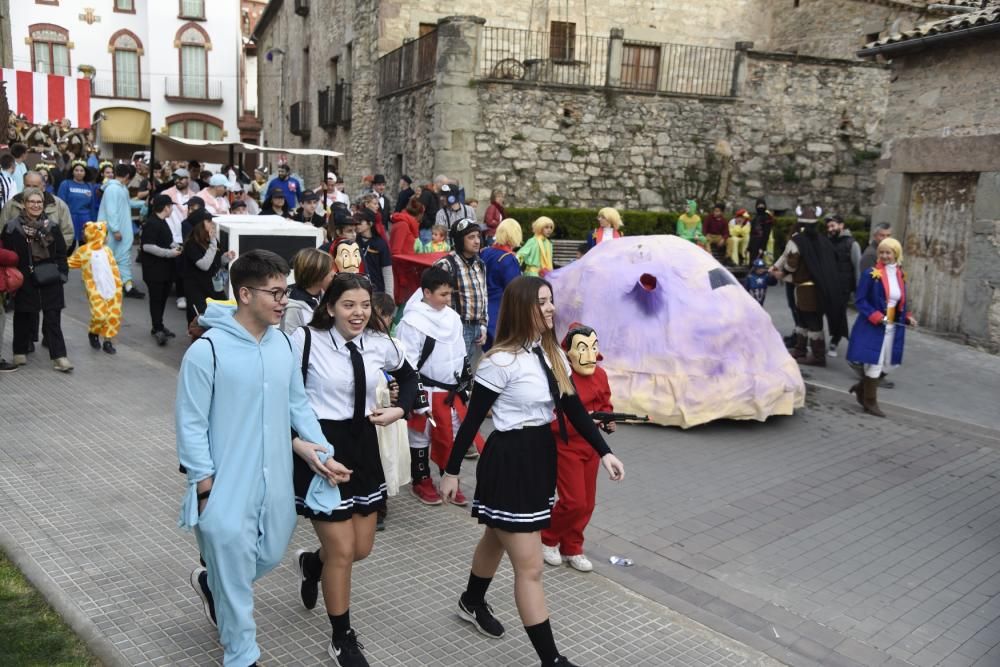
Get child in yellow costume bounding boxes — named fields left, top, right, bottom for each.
left=68, top=221, right=123, bottom=354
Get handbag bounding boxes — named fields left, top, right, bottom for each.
left=30, top=261, right=63, bottom=287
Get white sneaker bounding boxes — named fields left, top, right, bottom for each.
left=177, top=297, right=187, bottom=310
left=828, top=342, right=838, bottom=357
left=566, top=554, right=593, bottom=572
left=542, top=545, right=564, bottom=567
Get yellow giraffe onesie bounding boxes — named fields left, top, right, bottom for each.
left=68, top=221, right=123, bottom=340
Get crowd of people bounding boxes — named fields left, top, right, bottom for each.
left=0, top=142, right=918, bottom=665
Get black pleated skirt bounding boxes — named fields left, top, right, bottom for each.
left=471, top=424, right=557, bottom=533
left=294, top=419, right=386, bottom=522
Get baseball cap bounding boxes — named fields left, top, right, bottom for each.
left=174, top=168, right=190, bottom=178
left=209, top=174, right=230, bottom=188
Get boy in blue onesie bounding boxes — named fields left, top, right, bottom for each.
left=98, top=163, right=145, bottom=298
left=176, top=249, right=352, bottom=667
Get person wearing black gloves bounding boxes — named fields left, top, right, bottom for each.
left=290, top=272, right=419, bottom=667
left=440, top=275, right=626, bottom=667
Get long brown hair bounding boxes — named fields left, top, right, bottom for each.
left=488, top=275, right=574, bottom=396
left=308, top=272, right=387, bottom=335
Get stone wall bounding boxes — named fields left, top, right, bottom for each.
left=254, top=0, right=380, bottom=193
left=381, top=0, right=772, bottom=53
left=868, top=34, right=1000, bottom=351
left=468, top=51, right=888, bottom=216
left=766, top=0, right=933, bottom=60
left=881, top=37, right=1000, bottom=141
left=375, top=83, right=436, bottom=191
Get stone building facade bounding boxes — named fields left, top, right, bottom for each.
left=861, top=2, right=1000, bottom=351
left=251, top=0, right=951, bottom=212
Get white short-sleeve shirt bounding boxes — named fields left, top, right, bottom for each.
left=475, top=345, right=570, bottom=432
left=292, top=326, right=405, bottom=421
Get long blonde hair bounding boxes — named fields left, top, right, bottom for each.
left=487, top=276, right=574, bottom=396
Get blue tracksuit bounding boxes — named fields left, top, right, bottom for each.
left=57, top=179, right=98, bottom=242
left=176, top=303, right=340, bottom=666
left=98, top=180, right=134, bottom=286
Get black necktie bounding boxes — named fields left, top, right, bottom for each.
left=532, top=346, right=568, bottom=443
left=346, top=341, right=366, bottom=432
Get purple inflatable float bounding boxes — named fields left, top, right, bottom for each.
left=547, top=235, right=805, bottom=428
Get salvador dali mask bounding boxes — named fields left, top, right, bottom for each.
left=334, top=240, right=362, bottom=273
left=567, top=331, right=599, bottom=376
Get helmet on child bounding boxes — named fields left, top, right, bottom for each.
left=752, top=258, right=767, bottom=269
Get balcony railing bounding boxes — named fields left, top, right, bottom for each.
left=318, top=82, right=353, bottom=129
left=480, top=27, right=737, bottom=97
left=164, top=76, right=224, bottom=104
left=377, top=29, right=438, bottom=97
left=290, top=100, right=311, bottom=136
left=90, top=75, right=150, bottom=100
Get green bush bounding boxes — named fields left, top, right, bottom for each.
left=506, top=207, right=869, bottom=255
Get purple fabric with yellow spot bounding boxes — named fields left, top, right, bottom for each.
left=547, top=235, right=805, bottom=428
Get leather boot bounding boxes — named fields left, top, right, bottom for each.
left=848, top=382, right=863, bottom=407
left=862, top=377, right=885, bottom=417
left=800, top=337, right=826, bottom=367
left=789, top=333, right=808, bottom=359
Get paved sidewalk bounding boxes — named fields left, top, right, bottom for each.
left=0, top=306, right=773, bottom=667
left=2, top=276, right=999, bottom=667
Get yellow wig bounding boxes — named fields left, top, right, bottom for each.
left=878, top=237, right=903, bottom=264
left=494, top=218, right=523, bottom=248
left=531, top=216, right=555, bottom=235
left=597, top=207, right=623, bottom=231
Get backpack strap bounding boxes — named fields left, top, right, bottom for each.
left=300, top=326, right=312, bottom=383
left=180, top=334, right=216, bottom=475
left=416, top=336, right=436, bottom=371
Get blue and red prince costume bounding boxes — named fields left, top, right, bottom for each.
left=846, top=237, right=914, bottom=418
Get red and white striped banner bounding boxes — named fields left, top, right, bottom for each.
left=1, top=69, right=91, bottom=129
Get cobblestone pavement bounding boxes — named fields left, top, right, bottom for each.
left=3, top=275, right=999, bottom=667
left=0, top=305, right=772, bottom=667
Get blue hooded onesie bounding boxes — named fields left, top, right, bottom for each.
left=97, top=179, right=134, bottom=287
left=176, top=303, right=340, bottom=666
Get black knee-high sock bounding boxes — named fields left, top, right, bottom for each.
left=410, top=446, right=430, bottom=481
left=329, top=609, right=351, bottom=640
left=462, top=572, right=492, bottom=606
left=525, top=619, right=560, bottom=665
left=303, top=549, right=323, bottom=580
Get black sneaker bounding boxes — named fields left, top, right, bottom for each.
left=153, top=330, right=169, bottom=346
left=295, top=549, right=319, bottom=610
left=190, top=567, right=217, bottom=628
left=102, top=341, right=116, bottom=355
left=162, top=327, right=177, bottom=338
left=0, top=360, right=18, bottom=373
left=551, top=657, right=581, bottom=666
left=458, top=595, right=505, bottom=638
left=124, top=286, right=146, bottom=299
left=88, top=333, right=101, bottom=349
left=327, top=629, right=369, bottom=667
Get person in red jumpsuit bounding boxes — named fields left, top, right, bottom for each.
left=541, top=323, right=614, bottom=572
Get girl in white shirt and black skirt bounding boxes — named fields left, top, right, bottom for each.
left=290, top=272, right=419, bottom=667
left=441, top=276, right=626, bottom=667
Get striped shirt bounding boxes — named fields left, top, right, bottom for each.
left=0, top=172, right=14, bottom=210
left=435, top=251, right=487, bottom=326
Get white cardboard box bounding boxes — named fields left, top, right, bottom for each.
left=215, top=214, right=325, bottom=296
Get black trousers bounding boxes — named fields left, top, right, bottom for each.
left=13, top=309, right=66, bottom=358
left=147, top=280, right=171, bottom=333
left=173, top=256, right=185, bottom=299
left=827, top=303, right=849, bottom=345
left=785, top=283, right=801, bottom=328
